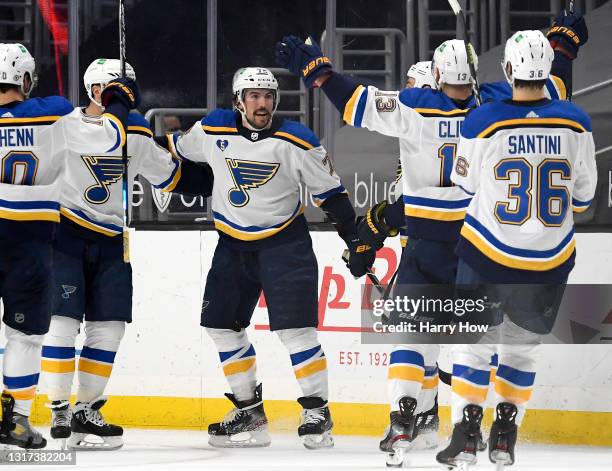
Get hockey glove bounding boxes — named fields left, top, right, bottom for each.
left=101, top=77, right=141, bottom=110
left=357, top=201, right=400, bottom=252
left=275, top=35, right=332, bottom=88
left=547, top=9, right=588, bottom=59
left=344, top=237, right=376, bottom=278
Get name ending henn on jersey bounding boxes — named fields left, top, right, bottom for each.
left=508, top=135, right=561, bottom=155
left=0, top=127, right=34, bottom=147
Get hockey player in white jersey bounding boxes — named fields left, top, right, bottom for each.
left=275, top=11, right=583, bottom=465
left=436, top=29, right=596, bottom=469
left=39, top=58, right=213, bottom=450
left=164, top=67, right=374, bottom=449
left=0, top=44, right=139, bottom=449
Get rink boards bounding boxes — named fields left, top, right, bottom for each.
left=5, top=230, right=611, bottom=445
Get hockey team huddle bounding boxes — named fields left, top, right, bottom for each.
left=0, top=6, right=596, bottom=470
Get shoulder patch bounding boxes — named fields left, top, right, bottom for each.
left=273, top=119, right=320, bottom=150
left=202, top=109, right=239, bottom=135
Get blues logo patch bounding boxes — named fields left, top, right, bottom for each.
left=226, top=158, right=280, bottom=207
left=82, top=155, right=125, bottom=204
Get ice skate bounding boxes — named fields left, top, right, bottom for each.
left=0, top=393, right=47, bottom=449
left=208, top=383, right=271, bottom=448
left=413, top=395, right=439, bottom=450
left=47, top=400, right=72, bottom=449
left=297, top=396, right=334, bottom=449
left=379, top=397, right=418, bottom=467
left=488, top=402, right=518, bottom=470
left=436, top=404, right=484, bottom=470
left=68, top=395, right=123, bottom=450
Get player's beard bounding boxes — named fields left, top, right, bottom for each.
left=248, top=108, right=272, bottom=130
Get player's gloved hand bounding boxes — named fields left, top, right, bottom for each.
left=546, top=9, right=588, bottom=59
left=357, top=201, right=400, bottom=251
left=101, top=77, right=141, bottom=110
left=275, top=35, right=332, bottom=88
left=344, top=236, right=376, bottom=278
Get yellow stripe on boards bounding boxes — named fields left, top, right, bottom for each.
left=26, top=395, right=612, bottom=445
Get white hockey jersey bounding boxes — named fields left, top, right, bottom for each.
left=452, top=98, right=597, bottom=283
left=59, top=112, right=181, bottom=238
left=341, top=78, right=567, bottom=242
left=0, top=96, right=125, bottom=240
left=171, top=109, right=346, bottom=245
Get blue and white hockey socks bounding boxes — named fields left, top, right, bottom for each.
left=206, top=328, right=258, bottom=402
left=388, top=344, right=439, bottom=413
left=277, top=328, right=328, bottom=400
left=3, top=326, right=45, bottom=416
left=77, top=321, right=125, bottom=403
left=451, top=344, right=537, bottom=426
left=41, top=316, right=80, bottom=401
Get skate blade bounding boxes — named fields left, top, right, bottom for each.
left=453, top=453, right=477, bottom=471
left=301, top=431, right=334, bottom=450
left=385, top=448, right=406, bottom=467
left=208, top=430, right=271, bottom=448
left=491, top=450, right=513, bottom=470
left=68, top=433, right=123, bottom=451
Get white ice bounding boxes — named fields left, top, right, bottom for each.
left=8, top=428, right=612, bottom=471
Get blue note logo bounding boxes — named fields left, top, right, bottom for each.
left=81, top=155, right=125, bottom=204
left=226, top=158, right=280, bottom=207
left=216, top=139, right=229, bottom=151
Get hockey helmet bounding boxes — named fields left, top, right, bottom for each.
left=502, top=30, right=553, bottom=84
left=0, top=43, right=37, bottom=97
left=84, top=58, right=136, bottom=106
left=432, top=39, right=477, bottom=87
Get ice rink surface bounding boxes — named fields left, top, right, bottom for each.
left=6, top=428, right=611, bottom=471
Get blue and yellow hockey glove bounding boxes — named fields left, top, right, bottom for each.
left=275, top=35, right=332, bottom=88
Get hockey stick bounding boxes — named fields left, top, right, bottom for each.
left=119, top=0, right=129, bottom=263
left=447, top=0, right=482, bottom=106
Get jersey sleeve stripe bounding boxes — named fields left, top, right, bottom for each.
left=413, top=108, right=469, bottom=117
left=312, top=184, right=347, bottom=205
left=572, top=197, right=592, bottom=212
left=202, top=125, right=239, bottom=135
left=548, top=75, right=567, bottom=100
left=342, top=85, right=366, bottom=126
left=127, top=125, right=153, bottom=137
left=273, top=131, right=314, bottom=150
left=169, top=133, right=187, bottom=160
left=0, top=115, right=61, bottom=127
left=353, top=87, right=368, bottom=127
left=102, top=113, right=127, bottom=151
left=477, top=117, right=586, bottom=138
left=403, top=195, right=472, bottom=209
left=156, top=159, right=182, bottom=192
left=457, top=184, right=475, bottom=196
